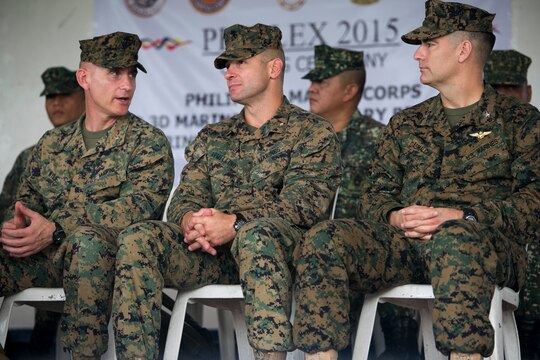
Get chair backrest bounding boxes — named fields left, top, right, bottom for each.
left=330, top=186, right=340, bottom=220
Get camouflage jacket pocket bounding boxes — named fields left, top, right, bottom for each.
left=27, top=173, right=66, bottom=213
left=249, top=161, right=288, bottom=192
left=84, top=170, right=126, bottom=202
left=462, top=145, right=511, bottom=183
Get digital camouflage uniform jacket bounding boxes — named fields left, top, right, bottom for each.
left=0, top=146, right=33, bottom=222
left=167, top=97, right=342, bottom=229
left=335, top=111, right=383, bottom=219
left=14, top=113, right=174, bottom=235
left=361, top=85, right=540, bottom=285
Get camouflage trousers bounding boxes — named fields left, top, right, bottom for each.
left=293, top=218, right=526, bottom=357
left=0, top=224, right=119, bottom=358
left=112, top=218, right=302, bottom=359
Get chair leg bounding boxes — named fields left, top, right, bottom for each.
left=500, top=288, right=521, bottom=360
left=230, top=302, right=255, bottom=360
left=101, top=320, right=117, bottom=360
left=217, top=308, right=237, bottom=360
left=0, top=296, right=16, bottom=347
left=489, top=288, right=504, bottom=360
left=352, top=295, right=380, bottom=360
left=163, top=293, right=191, bottom=360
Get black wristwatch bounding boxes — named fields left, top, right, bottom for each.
left=52, top=221, right=66, bottom=245
left=233, top=213, right=247, bottom=232
left=462, top=208, right=478, bottom=222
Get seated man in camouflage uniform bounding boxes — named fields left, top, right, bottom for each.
left=0, top=32, right=174, bottom=360
left=0, top=66, right=85, bottom=223
left=294, top=1, right=540, bottom=360
left=484, top=49, right=540, bottom=360
left=303, top=45, right=421, bottom=359
left=111, top=23, right=341, bottom=360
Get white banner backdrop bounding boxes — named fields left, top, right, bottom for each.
left=95, top=0, right=511, bottom=182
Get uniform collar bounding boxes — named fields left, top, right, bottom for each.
left=64, top=113, right=130, bottom=157
left=229, top=96, right=290, bottom=139
left=422, top=85, right=498, bottom=132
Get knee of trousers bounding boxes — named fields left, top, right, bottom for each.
left=117, top=220, right=166, bottom=263
left=300, top=219, right=353, bottom=258
left=235, top=218, right=286, bottom=254
left=431, top=220, right=485, bottom=255
left=65, top=224, right=117, bottom=260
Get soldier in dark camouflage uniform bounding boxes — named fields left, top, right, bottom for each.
left=484, top=50, right=532, bottom=104
left=111, top=23, right=341, bottom=360
left=484, top=49, right=540, bottom=360
left=0, top=67, right=85, bottom=223
left=0, top=32, right=174, bottom=360
left=302, top=44, right=383, bottom=220
left=294, top=1, right=540, bottom=360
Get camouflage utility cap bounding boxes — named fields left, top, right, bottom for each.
left=303, top=44, right=364, bottom=81
left=40, top=66, right=80, bottom=96
left=214, top=23, right=282, bottom=69
left=79, top=31, right=147, bottom=73
left=484, top=50, right=532, bottom=86
left=402, top=0, right=495, bottom=45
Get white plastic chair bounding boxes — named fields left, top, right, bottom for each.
left=163, top=284, right=306, bottom=360
left=163, top=189, right=342, bottom=360
left=163, top=284, right=250, bottom=360
left=0, top=287, right=117, bottom=360
left=352, top=284, right=520, bottom=360
left=0, top=288, right=66, bottom=348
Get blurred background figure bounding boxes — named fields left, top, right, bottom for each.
left=484, top=49, right=539, bottom=360
left=303, top=44, right=384, bottom=220
left=0, top=66, right=84, bottom=223
left=484, top=49, right=532, bottom=102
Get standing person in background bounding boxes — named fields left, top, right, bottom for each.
left=303, top=44, right=383, bottom=219
left=111, top=23, right=341, bottom=360
left=484, top=50, right=532, bottom=103
left=294, top=1, right=540, bottom=359
left=0, top=31, right=174, bottom=360
left=0, top=67, right=85, bottom=223
left=484, top=49, right=539, bottom=360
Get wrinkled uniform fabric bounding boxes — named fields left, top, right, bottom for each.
left=0, top=146, right=33, bottom=222
left=112, top=97, right=342, bottom=359
left=294, top=86, right=540, bottom=356
left=334, top=111, right=383, bottom=220
left=0, top=113, right=174, bottom=357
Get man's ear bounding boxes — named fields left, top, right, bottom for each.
left=269, top=58, right=284, bottom=79
left=343, top=83, right=359, bottom=102
left=527, top=85, right=532, bottom=103
left=457, top=39, right=473, bottom=63
left=76, top=67, right=89, bottom=90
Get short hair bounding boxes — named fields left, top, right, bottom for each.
left=450, top=31, right=496, bottom=66
left=260, top=48, right=286, bottom=81
left=339, top=69, right=366, bottom=101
